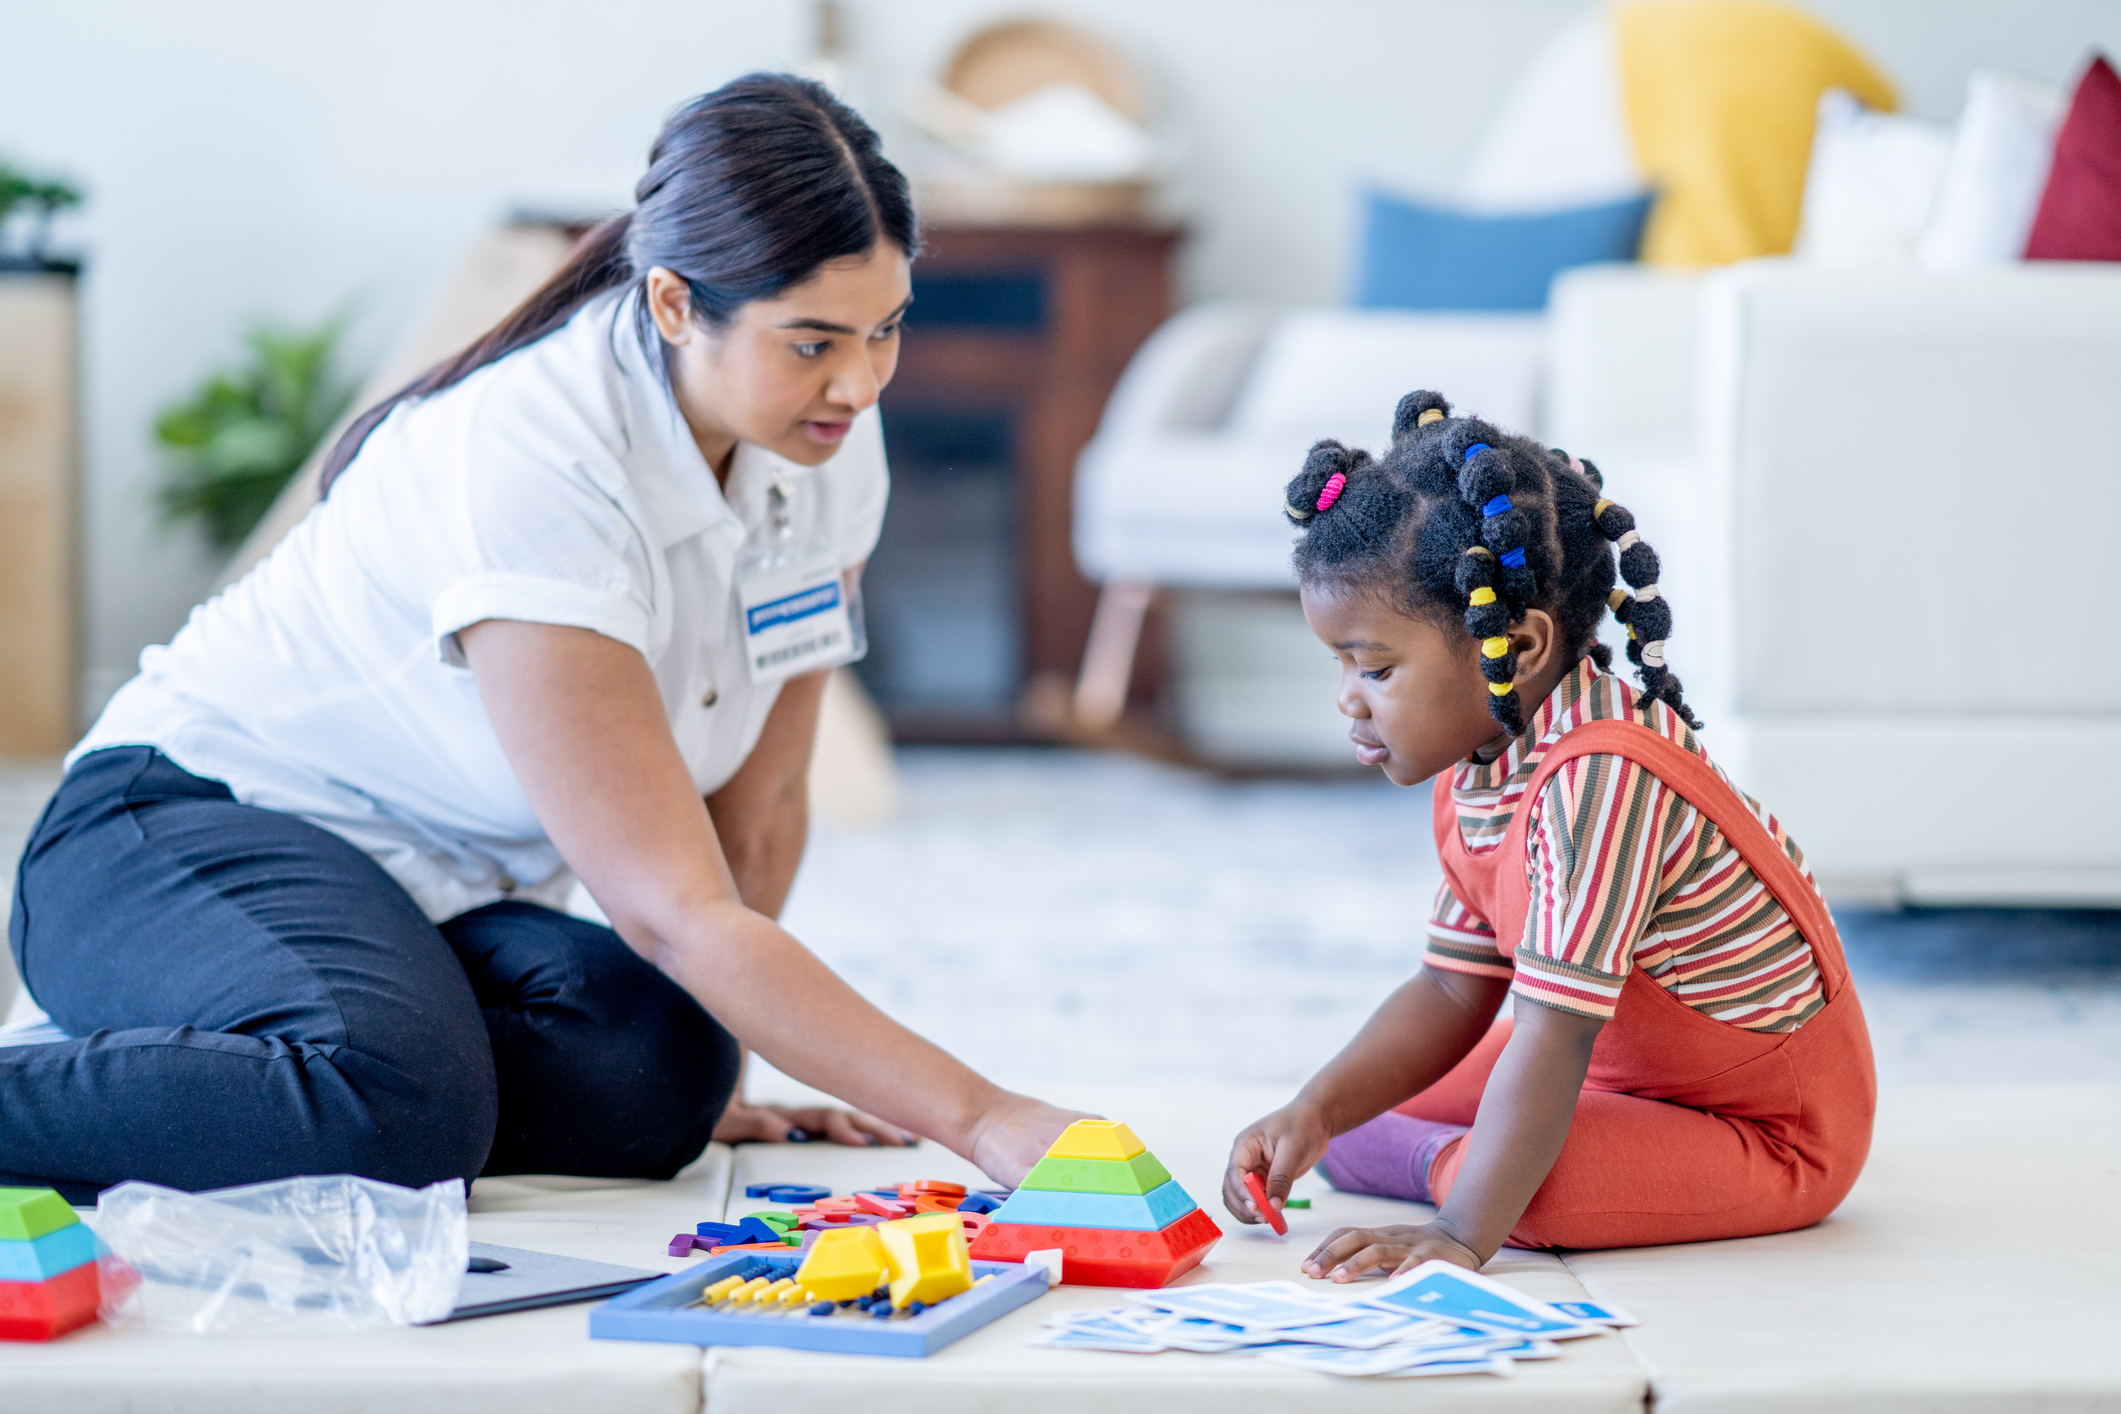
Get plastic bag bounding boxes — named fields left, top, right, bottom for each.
left=95, top=1174, right=467, bottom=1333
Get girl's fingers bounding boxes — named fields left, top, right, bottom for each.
left=1326, top=1243, right=1401, bottom=1281
left=1301, top=1226, right=1369, bottom=1272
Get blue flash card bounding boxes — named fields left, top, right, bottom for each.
left=1355, top=1261, right=1599, bottom=1338
left=1141, top=1281, right=1348, bottom=1331
left=1553, top=1298, right=1640, bottom=1327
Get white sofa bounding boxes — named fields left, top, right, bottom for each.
left=1072, top=258, right=2121, bottom=902
left=1548, top=258, right=2121, bottom=903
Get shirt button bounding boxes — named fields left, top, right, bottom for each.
left=701, top=688, right=719, bottom=708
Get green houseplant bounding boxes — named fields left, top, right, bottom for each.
left=154, top=318, right=357, bottom=549
left=0, top=160, right=83, bottom=269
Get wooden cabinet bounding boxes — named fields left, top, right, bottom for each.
left=872, top=223, right=1180, bottom=739
left=0, top=273, right=78, bottom=756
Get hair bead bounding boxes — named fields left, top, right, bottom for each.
left=1481, top=636, right=1509, bottom=658
left=1608, top=588, right=1629, bottom=611
left=1594, top=499, right=1615, bottom=519
left=1615, top=529, right=1642, bottom=552
left=1463, top=443, right=1492, bottom=461
left=1641, top=641, right=1667, bottom=668
left=1469, top=586, right=1497, bottom=606
left=1315, top=473, right=1347, bottom=512
left=1285, top=502, right=1313, bottom=522
left=1464, top=545, right=1495, bottom=560
left=1480, top=495, right=1512, bottom=517
left=1633, top=583, right=1661, bottom=602
left=1499, top=547, right=1528, bottom=568
left=1488, top=680, right=1514, bottom=697
left=1418, top=408, right=1445, bottom=427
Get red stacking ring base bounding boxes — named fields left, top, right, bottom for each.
left=967, top=1207, right=1221, bottom=1289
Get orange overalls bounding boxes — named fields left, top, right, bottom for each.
left=1396, top=719, right=1878, bottom=1250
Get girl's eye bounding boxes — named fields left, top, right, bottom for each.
left=1361, top=666, right=1391, bottom=682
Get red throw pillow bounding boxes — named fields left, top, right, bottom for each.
left=2025, top=53, right=2121, bottom=260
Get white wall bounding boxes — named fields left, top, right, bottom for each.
left=2, top=0, right=2115, bottom=717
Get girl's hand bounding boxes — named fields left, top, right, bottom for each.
left=1300, top=1222, right=1482, bottom=1281
left=966, top=1095, right=1097, bottom=1188
left=1223, top=1100, right=1332, bottom=1226
left=712, top=1099, right=915, bottom=1147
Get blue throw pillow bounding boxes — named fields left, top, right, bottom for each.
left=1354, top=189, right=1653, bottom=311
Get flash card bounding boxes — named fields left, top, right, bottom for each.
left=1552, top=1298, right=1640, bottom=1327
left=1355, top=1261, right=1601, bottom=1338
left=1141, top=1281, right=1348, bottom=1331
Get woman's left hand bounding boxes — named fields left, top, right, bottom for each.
left=1300, top=1222, right=1483, bottom=1282
left=712, top=1099, right=916, bottom=1147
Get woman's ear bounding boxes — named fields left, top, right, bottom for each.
left=644, top=267, right=697, bottom=345
left=1509, top=608, right=1560, bottom=681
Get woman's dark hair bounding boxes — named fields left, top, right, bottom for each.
left=319, top=73, right=917, bottom=494
left=1283, top=390, right=1699, bottom=737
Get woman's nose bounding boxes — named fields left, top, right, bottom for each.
left=830, top=352, right=882, bottom=412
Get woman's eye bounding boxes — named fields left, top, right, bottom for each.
left=795, top=341, right=828, bottom=358
left=871, top=323, right=900, bottom=342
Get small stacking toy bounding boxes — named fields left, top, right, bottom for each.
left=968, top=1121, right=1220, bottom=1287
left=0, top=1188, right=101, bottom=1342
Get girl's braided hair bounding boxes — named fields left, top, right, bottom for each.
left=1284, top=389, right=1699, bottom=737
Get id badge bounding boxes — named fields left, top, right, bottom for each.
left=738, top=556, right=865, bottom=685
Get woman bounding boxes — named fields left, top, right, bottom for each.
left=4, top=75, right=1079, bottom=1201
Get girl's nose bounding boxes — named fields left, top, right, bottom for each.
left=1337, top=674, right=1370, bottom=719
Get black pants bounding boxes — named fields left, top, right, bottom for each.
left=4, top=748, right=739, bottom=1202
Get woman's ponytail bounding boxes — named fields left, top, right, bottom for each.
left=317, top=216, right=635, bottom=496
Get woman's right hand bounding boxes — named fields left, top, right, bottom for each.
left=966, top=1094, right=1098, bottom=1188
left=1224, top=1099, right=1333, bottom=1225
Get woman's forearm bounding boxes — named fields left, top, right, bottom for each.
left=1297, top=966, right=1508, bottom=1134
left=1429, top=996, right=1601, bottom=1259
left=631, top=898, right=1008, bottom=1157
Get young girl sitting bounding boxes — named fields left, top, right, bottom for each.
left=1224, top=390, right=1875, bottom=1276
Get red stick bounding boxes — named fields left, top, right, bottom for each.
left=1243, top=1170, right=1287, bottom=1235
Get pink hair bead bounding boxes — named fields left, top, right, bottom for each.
left=1315, top=472, right=1347, bottom=512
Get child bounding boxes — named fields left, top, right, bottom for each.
left=1224, top=390, right=1874, bottom=1277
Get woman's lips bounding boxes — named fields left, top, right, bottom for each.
left=803, top=418, right=853, bottom=443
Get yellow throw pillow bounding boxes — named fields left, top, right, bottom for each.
left=1615, top=0, right=1897, bottom=265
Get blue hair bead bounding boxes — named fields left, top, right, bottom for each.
left=1499, top=547, right=1528, bottom=568
left=1481, top=495, right=1512, bottom=517
left=1463, top=443, right=1492, bottom=461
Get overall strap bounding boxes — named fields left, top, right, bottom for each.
left=1502, top=718, right=1850, bottom=990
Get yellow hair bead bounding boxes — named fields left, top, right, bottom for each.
left=1417, top=408, right=1445, bottom=427
left=1489, top=681, right=1514, bottom=697
left=1594, top=499, right=1615, bottom=519
left=1482, top=636, right=1509, bottom=659
left=1469, top=587, right=1497, bottom=606
left=1608, top=588, right=1629, bottom=611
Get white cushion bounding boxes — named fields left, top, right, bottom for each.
left=1917, top=69, right=2066, bottom=268
left=1793, top=91, right=1952, bottom=266
left=1461, top=13, right=1645, bottom=211
left=1230, top=310, right=1545, bottom=446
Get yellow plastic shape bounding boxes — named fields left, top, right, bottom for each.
left=796, top=1224, right=890, bottom=1301
left=876, top=1212, right=975, bottom=1308
left=1044, top=1119, right=1145, bottom=1161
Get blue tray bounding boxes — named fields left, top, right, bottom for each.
left=588, top=1251, right=1048, bottom=1357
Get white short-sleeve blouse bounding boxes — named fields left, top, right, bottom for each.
left=74, top=288, right=889, bottom=922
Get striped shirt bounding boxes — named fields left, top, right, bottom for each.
left=1425, top=661, right=1826, bottom=1032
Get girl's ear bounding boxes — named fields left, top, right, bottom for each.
left=1509, top=607, right=1562, bottom=683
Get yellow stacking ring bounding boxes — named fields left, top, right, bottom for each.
left=1489, top=681, right=1514, bottom=697
left=1469, top=587, right=1497, bottom=606
left=1482, top=636, right=1509, bottom=659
